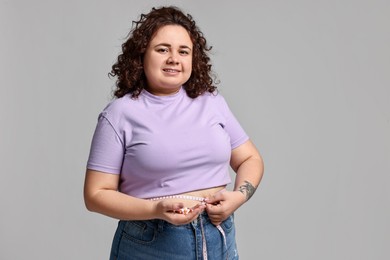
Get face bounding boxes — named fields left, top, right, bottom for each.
left=143, top=25, right=193, bottom=96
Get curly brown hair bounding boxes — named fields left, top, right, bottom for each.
left=109, top=6, right=217, bottom=99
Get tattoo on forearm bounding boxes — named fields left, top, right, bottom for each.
left=238, top=181, right=257, bottom=201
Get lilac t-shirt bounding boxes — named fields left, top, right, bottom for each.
left=87, top=87, right=248, bottom=198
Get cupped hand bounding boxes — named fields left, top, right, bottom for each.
left=204, top=190, right=246, bottom=226
left=154, top=200, right=206, bottom=225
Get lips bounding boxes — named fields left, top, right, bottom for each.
left=163, top=68, right=180, bottom=73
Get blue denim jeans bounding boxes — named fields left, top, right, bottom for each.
left=109, top=212, right=239, bottom=260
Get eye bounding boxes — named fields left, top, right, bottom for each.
left=156, top=48, right=169, bottom=53
left=179, top=49, right=190, bottom=55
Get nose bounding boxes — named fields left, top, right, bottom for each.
left=167, top=53, right=179, bottom=65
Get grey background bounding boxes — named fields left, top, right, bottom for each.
left=1, top=0, right=389, bottom=259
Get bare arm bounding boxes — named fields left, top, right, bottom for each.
left=206, top=140, right=264, bottom=225
left=83, top=170, right=204, bottom=223
left=84, top=170, right=156, bottom=220
left=230, top=140, right=264, bottom=201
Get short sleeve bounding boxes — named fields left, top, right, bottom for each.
left=86, top=113, right=125, bottom=174
left=217, top=94, right=249, bottom=149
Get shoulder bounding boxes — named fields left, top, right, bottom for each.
left=100, top=94, right=135, bottom=118
left=197, top=90, right=230, bottom=110
left=96, top=95, right=138, bottom=129
left=196, top=90, right=226, bottom=103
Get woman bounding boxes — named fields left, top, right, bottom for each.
left=84, top=6, right=264, bottom=260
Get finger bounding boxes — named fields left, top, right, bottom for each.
left=205, top=202, right=224, bottom=215
left=206, top=213, right=223, bottom=225
left=171, top=211, right=201, bottom=225
left=208, top=214, right=222, bottom=226
left=205, top=192, right=225, bottom=205
left=168, top=205, right=204, bottom=220
left=211, top=221, right=222, bottom=226
left=191, top=203, right=206, bottom=210
left=170, top=203, right=206, bottom=214
left=170, top=202, right=185, bottom=211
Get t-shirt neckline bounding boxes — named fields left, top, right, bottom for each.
left=141, top=86, right=184, bottom=103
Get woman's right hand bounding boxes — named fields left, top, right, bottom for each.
left=154, top=200, right=206, bottom=225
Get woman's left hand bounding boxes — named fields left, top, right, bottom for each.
left=204, top=190, right=246, bottom=226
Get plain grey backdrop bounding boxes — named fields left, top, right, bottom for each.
left=1, top=0, right=389, bottom=259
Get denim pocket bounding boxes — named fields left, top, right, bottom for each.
left=121, top=220, right=157, bottom=244
left=220, top=214, right=234, bottom=233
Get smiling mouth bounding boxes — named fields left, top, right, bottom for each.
left=163, top=68, right=180, bottom=73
